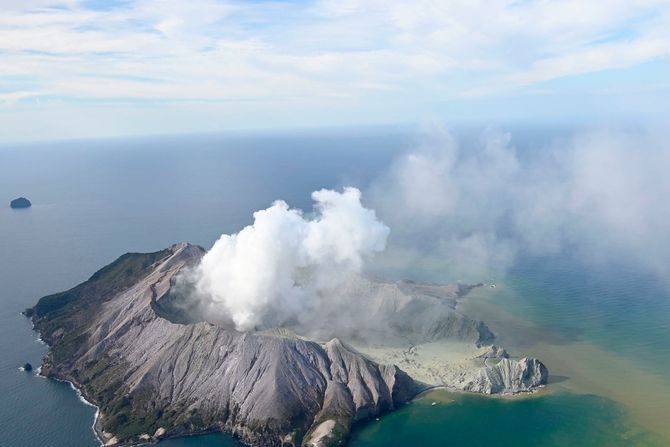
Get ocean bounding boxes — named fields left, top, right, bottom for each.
left=1, top=129, right=668, bottom=446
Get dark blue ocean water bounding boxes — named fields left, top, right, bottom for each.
left=1, top=129, right=668, bottom=446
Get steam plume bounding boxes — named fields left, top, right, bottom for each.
left=369, top=125, right=670, bottom=280
left=187, top=125, right=670, bottom=337
left=193, top=187, right=389, bottom=331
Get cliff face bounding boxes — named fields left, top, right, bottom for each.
left=457, top=357, right=549, bottom=394
left=29, top=243, right=418, bottom=447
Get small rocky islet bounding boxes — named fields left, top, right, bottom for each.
left=10, top=197, right=32, bottom=209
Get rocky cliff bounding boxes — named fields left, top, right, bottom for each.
left=457, top=357, right=548, bottom=394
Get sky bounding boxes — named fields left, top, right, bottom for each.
left=1, top=0, right=670, bottom=142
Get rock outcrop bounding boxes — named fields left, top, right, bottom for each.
left=477, top=345, right=509, bottom=359
left=458, top=357, right=548, bottom=394
left=29, top=243, right=418, bottom=446
left=10, top=197, right=31, bottom=208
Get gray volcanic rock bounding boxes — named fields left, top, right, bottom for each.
left=477, top=345, right=509, bottom=359
left=29, top=243, right=419, bottom=447
left=29, top=242, right=548, bottom=445
left=10, top=197, right=31, bottom=208
left=458, top=357, right=548, bottom=394
left=290, top=273, right=494, bottom=346
left=396, top=280, right=482, bottom=307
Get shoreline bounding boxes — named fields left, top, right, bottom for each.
left=35, top=338, right=545, bottom=447
left=33, top=332, right=106, bottom=447
left=33, top=329, right=243, bottom=447
left=28, top=287, right=545, bottom=447
left=414, top=383, right=550, bottom=402
left=37, top=368, right=106, bottom=447
left=462, top=283, right=670, bottom=443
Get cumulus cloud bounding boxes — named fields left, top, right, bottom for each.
left=192, top=187, right=389, bottom=331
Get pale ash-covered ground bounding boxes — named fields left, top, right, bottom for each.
left=323, top=275, right=547, bottom=394
left=357, top=342, right=490, bottom=389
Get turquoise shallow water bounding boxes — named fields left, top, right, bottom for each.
left=351, top=390, right=662, bottom=447
left=163, top=388, right=664, bottom=447
left=353, top=254, right=670, bottom=446
left=506, top=257, right=670, bottom=379
left=160, top=388, right=664, bottom=447
left=1, top=130, right=668, bottom=446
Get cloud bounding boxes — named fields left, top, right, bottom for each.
left=173, top=125, right=670, bottom=338
left=368, top=125, right=670, bottom=279
left=1, top=1, right=668, bottom=113
left=192, top=187, right=389, bottom=331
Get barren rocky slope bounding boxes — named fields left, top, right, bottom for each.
left=28, top=242, right=547, bottom=446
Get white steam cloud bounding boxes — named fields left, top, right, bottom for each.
left=183, top=124, right=670, bottom=336
left=194, top=187, right=389, bottom=331
left=369, top=125, right=670, bottom=280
